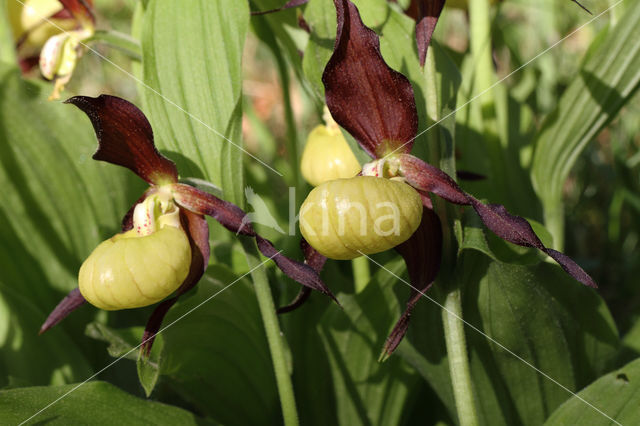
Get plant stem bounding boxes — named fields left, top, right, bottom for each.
left=352, top=256, right=370, bottom=293
left=442, top=284, right=479, bottom=426
left=241, top=238, right=299, bottom=426
left=424, top=22, right=479, bottom=426
left=86, top=30, right=142, bottom=61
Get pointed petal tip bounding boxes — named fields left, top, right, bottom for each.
left=40, top=288, right=87, bottom=334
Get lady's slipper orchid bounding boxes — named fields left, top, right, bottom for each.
left=295, top=0, right=598, bottom=358
left=300, top=107, right=360, bottom=186
left=40, top=95, right=336, bottom=355
left=9, top=0, right=95, bottom=99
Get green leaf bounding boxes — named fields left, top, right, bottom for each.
left=0, top=64, right=136, bottom=386
left=141, top=0, right=248, bottom=205
left=0, top=381, right=208, bottom=425
left=398, top=251, right=619, bottom=425
left=0, top=0, right=16, bottom=65
left=318, top=257, right=419, bottom=426
left=531, top=0, right=640, bottom=245
left=545, top=357, right=640, bottom=425
left=155, top=265, right=279, bottom=426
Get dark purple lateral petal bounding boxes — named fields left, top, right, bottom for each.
left=544, top=249, right=597, bottom=288
left=140, top=210, right=210, bottom=356
left=323, top=0, right=419, bottom=158
left=66, top=95, right=179, bottom=185
left=277, top=238, right=329, bottom=314
left=58, top=0, right=95, bottom=25
left=405, top=0, right=446, bottom=67
left=399, top=154, right=598, bottom=288
left=172, top=183, right=339, bottom=303
left=251, top=0, right=309, bottom=15
left=382, top=208, right=442, bottom=360
left=572, top=0, right=592, bottom=14
left=39, top=288, right=87, bottom=334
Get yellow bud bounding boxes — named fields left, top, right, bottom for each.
left=300, top=125, right=361, bottom=187
left=299, top=176, right=423, bottom=260
left=78, top=197, right=192, bottom=310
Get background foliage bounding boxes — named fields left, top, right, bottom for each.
left=1, top=0, right=639, bottom=424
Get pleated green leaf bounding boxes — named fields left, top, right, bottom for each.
left=531, top=0, right=640, bottom=245
left=141, top=0, right=248, bottom=205
left=0, top=381, right=208, bottom=425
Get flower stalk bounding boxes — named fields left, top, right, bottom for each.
left=241, top=238, right=300, bottom=426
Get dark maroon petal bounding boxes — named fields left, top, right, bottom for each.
left=58, top=0, right=95, bottom=25
left=399, top=154, right=597, bottom=288
left=399, top=154, right=468, bottom=204
left=256, top=236, right=339, bottom=304
left=19, top=56, right=40, bottom=74
left=251, top=0, right=309, bottom=15
left=405, top=0, right=446, bottom=66
left=382, top=208, right=442, bottom=359
left=39, top=288, right=86, bottom=334
left=300, top=237, right=328, bottom=273
left=65, top=95, right=179, bottom=185
left=141, top=209, right=210, bottom=356
left=276, top=287, right=311, bottom=314
left=277, top=238, right=329, bottom=314
left=544, top=249, right=597, bottom=288
left=323, top=0, right=419, bottom=158
left=172, top=183, right=338, bottom=303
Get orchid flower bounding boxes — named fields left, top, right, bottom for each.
left=295, top=0, right=597, bottom=359
left=9, top=0, right=95, bottom=99
left=40, top=95, right=336, bottom=356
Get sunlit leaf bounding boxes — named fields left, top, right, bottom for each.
left=531, top=0, right=640, bottom=245
left=0, top=381, right=208, bottom=425
left=141, top=0, right=249, bottom=205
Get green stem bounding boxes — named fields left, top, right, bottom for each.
left=86, top=30, right=142, bottom=61
left=424, top=21, right=478, bottom=426
left=442, top=284, right=479, bottom=426
left=352, top=256, right=370, bottom=293
left=241, top=238, right=299, bottom=426
left=543, top=196, right=565, bottom=250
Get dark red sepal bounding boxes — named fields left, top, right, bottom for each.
left=140, top=209, right=210, bottom=356
left=405, top=0, right=446, bottom=66
left=277, top=238, right=328, bottom=314
left=39, top=288, right=87, bottom=334
left=399, top=154, right=597, bottom=288
left=66, top=95, right=179, bottom=185
left=381, top=208, right=442, bottom=360
left=323, top=0, right=419, bottom=158
left=58, top=0, right=95, bottom=25
left=171, top=183, right=339, bottom=303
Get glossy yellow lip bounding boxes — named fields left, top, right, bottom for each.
left=299, top=176, right=423, bottom=260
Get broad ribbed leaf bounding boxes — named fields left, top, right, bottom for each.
left=0, top=381, right=207, bottom=425
left=531, top=0, right=640, bottom=244
left=0, top=64, right=135, bottom=386
left=155, top=266, right=280, bottom=426
left=318, top=258, right=419, bottom=425
left=398, top=249, right=618, bottom=425
left=141, top=0, right=248, bottom=204
left=545, top=357, right=640, bottom=425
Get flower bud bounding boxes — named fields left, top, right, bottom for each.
left=300, top=124, right=361, bottom=187
left=299, top=176, right=423, bottom=259
left=78, top=195, right=192, bottom=310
